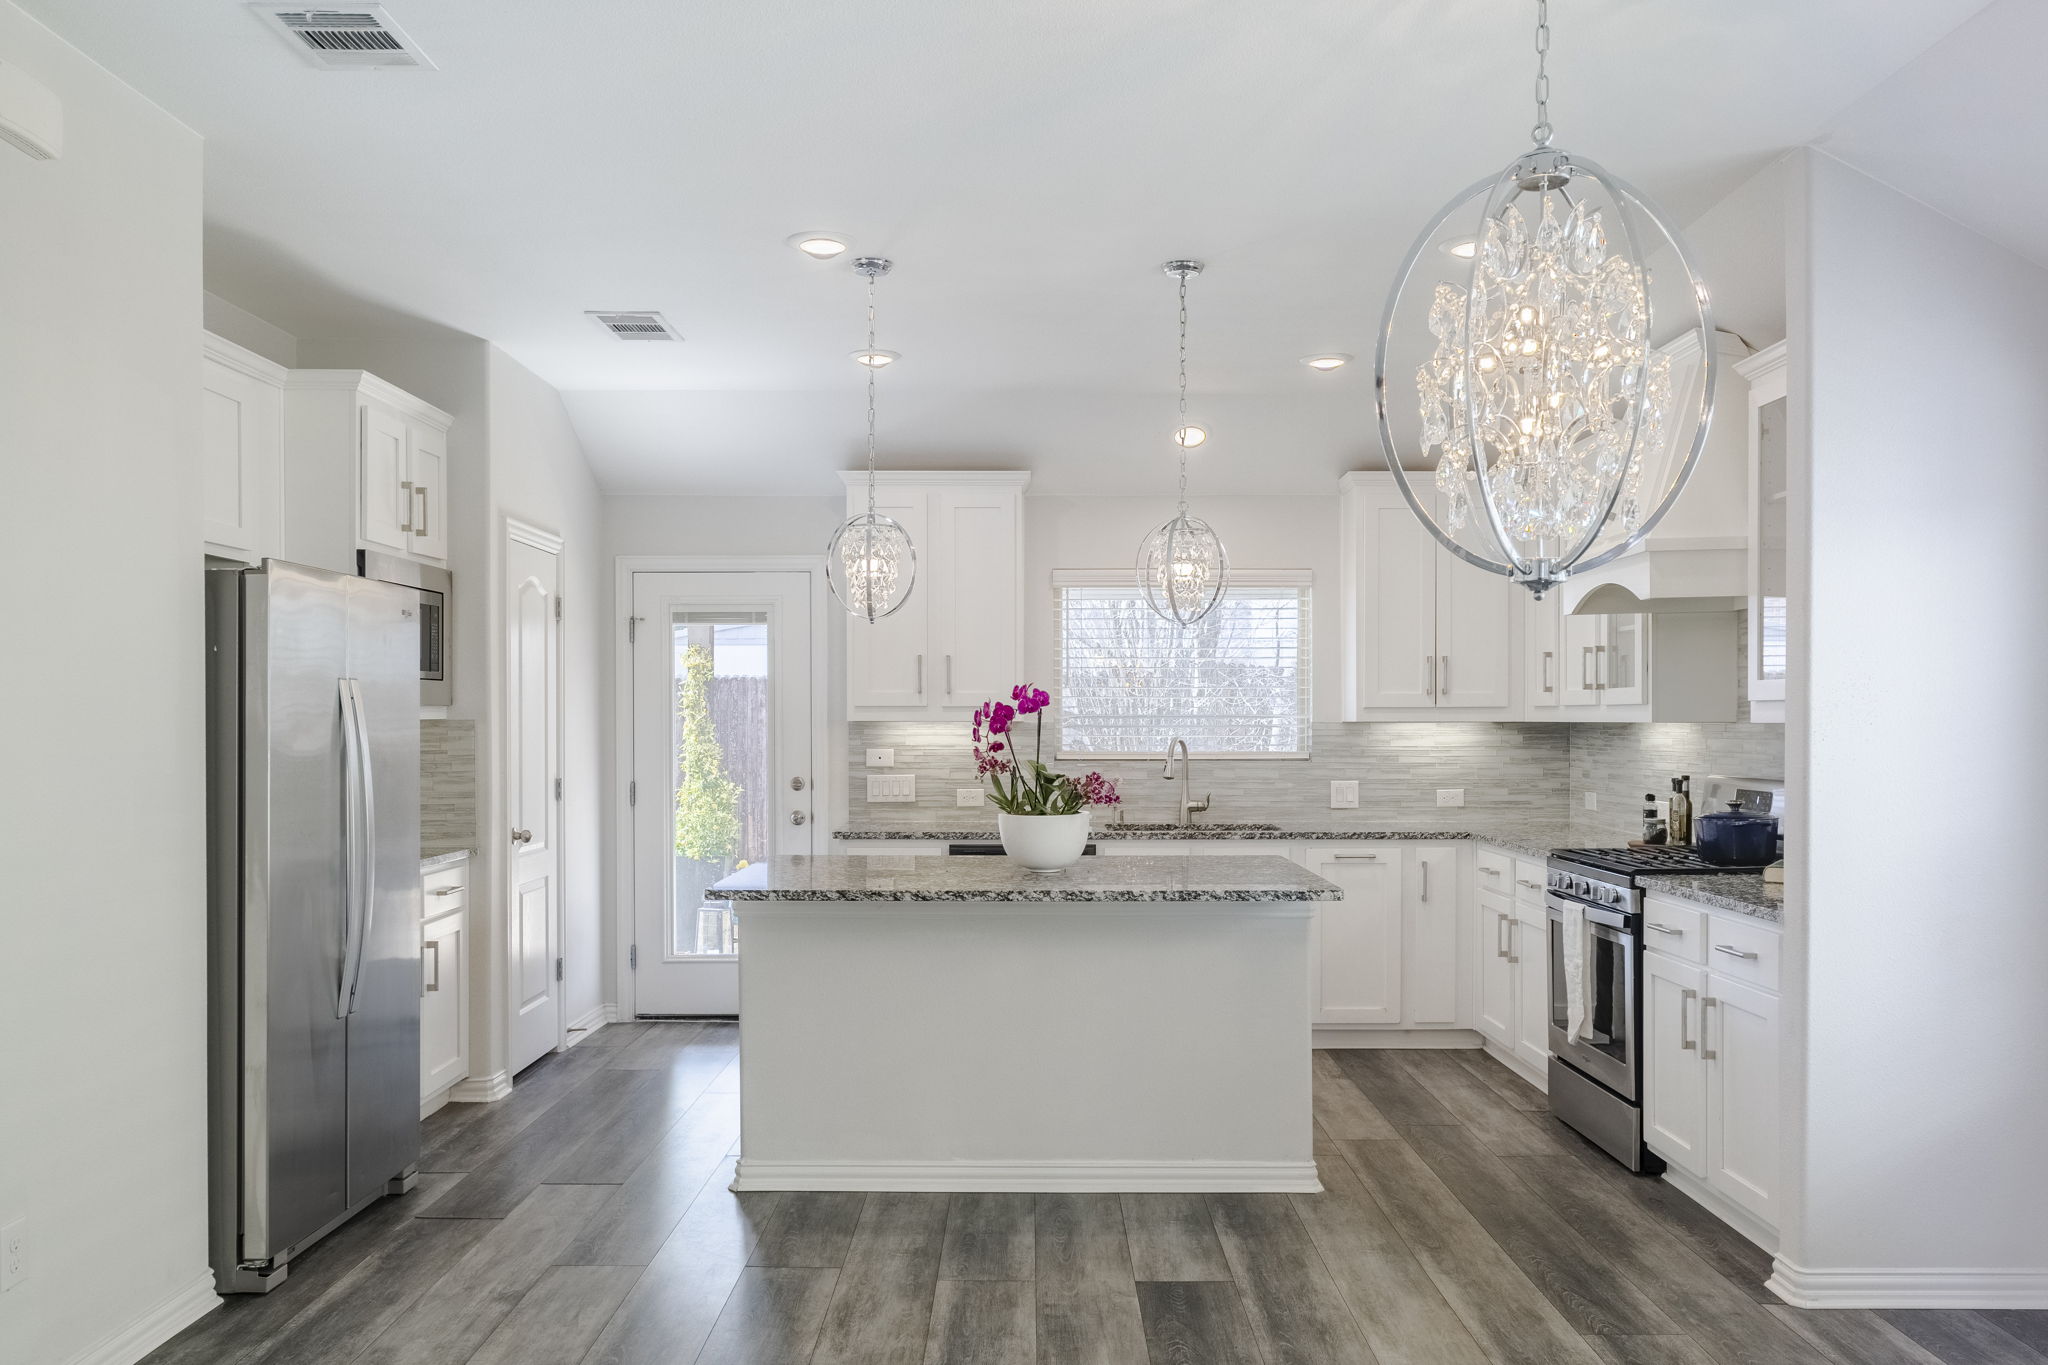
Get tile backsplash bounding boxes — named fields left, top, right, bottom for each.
left=421, top=718, right=477, bottom=857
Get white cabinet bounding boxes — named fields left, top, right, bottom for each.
left=1540, top=604, right=1736, bottom=722
left=1735, top=342, right=1788, bottom=723
left=841, top=472, right=1028, bottom=715
left=1473, top=847, right=1551, bottom=1079
left=1643, top=895, right=1781, bottom=1231
left=201, top=333, right=285, bottom=563
left=421, top=857, right=471, bottom=1115
left=1340, top=473, right=1519, bottom=718
left=1405, top=843, right=1461, bottom=1027
left=1302, top=846, right=1403, bottom=1024
left=284, top=370, right=453, bottom=575
left=1511, top=895, right=1550, bottom=1074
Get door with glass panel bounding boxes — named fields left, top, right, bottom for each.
left=631, top=572, right=815, bottom=1016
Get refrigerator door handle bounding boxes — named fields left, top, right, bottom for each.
left=337, top=679, right=374, bottom=1016
left=344, top=678, right=379, bottom=1016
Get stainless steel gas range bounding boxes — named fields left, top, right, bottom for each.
left=1544, top=843, right=1772, bottom=1172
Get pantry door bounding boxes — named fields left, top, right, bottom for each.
left=630, top=571, right=818, bottom=1016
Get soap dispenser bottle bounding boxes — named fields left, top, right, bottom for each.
left=1669, top=776, right=1694, bottom=845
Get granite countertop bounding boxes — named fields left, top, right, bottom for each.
left=831, top=821, right=1618, bottom=860
left=711, top=854, right=1341, bottom=903
left=1639, top=873, right=1784, bottom=923
left=421, top=849, right=473, bottom=873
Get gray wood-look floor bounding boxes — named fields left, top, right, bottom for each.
left=146, top=1029, right=2047, bottom=1365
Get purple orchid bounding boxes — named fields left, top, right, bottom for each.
left=1078, top=772, right=1120, bottom=807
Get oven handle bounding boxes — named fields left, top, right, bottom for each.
left=1545, top=893, right=1631, bottom=933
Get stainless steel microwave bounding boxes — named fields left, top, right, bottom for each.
left=357, top=550, right=451, bottom=707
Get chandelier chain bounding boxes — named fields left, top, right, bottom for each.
left=1176, top=270, right=1190, bottom=513
left=864, top=270, right=878, bottom=519
left=1531, top=0, right=1552, bottom=146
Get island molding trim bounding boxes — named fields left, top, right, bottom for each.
left=731, top=1158, right=1322, bottom=1194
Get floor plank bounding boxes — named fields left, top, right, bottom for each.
left=1330, top=1049, right=1461, bottom=1128
left=554, top=1092, right=745, bottom=1266
left=1587, top=1337, right=1720, bottom=1365
left=1122, top=1194, right=1232, bottom=1283
left=694, top=1266, right=840, bottom=1365
left=1450, top=1049, right=1548, bottom=1112
left=1401, top=1123, right=1678, bottom=1337
left=464, top=1264, right=641, bottom=1365
left=605, top=1020, right=709, bottom=1069
left=353, top=1182, right=617, bottom=1365
left=1291, top=1139, right=1489, bottom=1365
left=1037, top=1288, right=1150, bottom=1365
left=1978, top=1312, right=2048, bottom=1356
left=542, top=1060, right=726, bottom=1185
left=1208, top=1193, right=1376, bottom=1365
left=1765, top=1306, right=1947, bottom=1365
left=1877, top=1310, right=2048, bottom=1365
left=939, top=1193, right=1035, bottom=1282
left=1338, top=1138, right=1602, bottom=1365
left=923, top=1278, right=1035, bottom=1365
left=1387, top=1051, right=1571, bottom=1157
left=810, top=1192, right=951, bottom=1365
left=418, top=1045, right=617, bottom=1173
left=416, top=1068, right=656, bottom=1218
left=1036, top=1194, right=1147, bottom=1365
left=749, top=1191, right=869, bottom=1269
left=1312, top=1051, right=1398, bottom=1141
left=1135, top=1280, right=1269, bottom=1365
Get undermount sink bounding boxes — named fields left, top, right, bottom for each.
left=1110, top=822, right=1282, bottom=832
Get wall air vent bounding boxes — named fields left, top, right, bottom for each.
left=586, top=311, right=681, bottom=342
left=253, top=6, right=436, bottom=69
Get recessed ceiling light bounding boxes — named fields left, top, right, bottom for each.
left=1441, top=238, right=1478, bottom=259
left=1174, top=424, right=1208, bottom=448
left=788, top=232, right=849, bottom=259
left=851, top=349, right=899, bottom=368
left=1302, top=354, right=1352, bottom=371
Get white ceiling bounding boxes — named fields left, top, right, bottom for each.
left=22, top=0, right=1996, bottom=494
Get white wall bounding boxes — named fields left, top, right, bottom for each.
left=1780, top=148, right=2048, bottom=1301
left=0, top=5, right=213, bottom=1361
left=1676, top=154, right=1790, bottom=351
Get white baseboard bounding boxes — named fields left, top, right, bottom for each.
left=420, top=1085, right=453, bottom=1120
left=1767, top=1260, right=2048, bottom=1309
left=565, top=1002, right=616, bottom=1043
left=1478, top=1039, right=1549, bottom=1092
left=731, top=1159, right=1322, bottom=1194
left=447, top=1070, right=512, bottom=1103
left=1312, top=1027, right=1483, bottom=1050
left=1657, top=1165, right=1777, bottom=1254
left=61, top=1269, right=218, bottom=1365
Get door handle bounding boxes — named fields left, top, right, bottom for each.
left=1331, top=853, right=1379, bottom=861
left=1700, top=997, right=1718, bottom=1060
left=399, top=480, right=414, bottom=534
left=415, top=485, right=429, bottom=538
left=423, top=940, right=441, bottom=995
left=338, top=679, right=365, bottom=1018
left=1581, top=646, right=1594, bottom=690
left=1594, top=643, right=1609, bottom=690
left=1542, top=650, right=1554, bottom=694
left=1516, top=878, right=1542, bottom=890
left=1649, top=922, right=1684, bottom=936
left=1713, top=944, right=1758, bottom=960
left=339, top=679, right=377, bottom=1017
left=511, top=828, right=534, bottom=844
left=916, top=653, right=925, bottom=696
left=1506, top=917, right=1520, bottom=965
left=1479, top=865, right=1501, bottom=880
left=1495, top=911, right=1510, bottom=960
left=1425, top=654, right=1435, bottom=698
left=945, top=654, right=953, bottom=697
left=790, top=811, right=808, bottom=826
left=1679, top=986, right=1697, bottom=1050
left=1419, top=859, right=1429, bottom=903
left=1439, top=655, right=1449, bottom=697
left=433, top=884, right=464, bottom=895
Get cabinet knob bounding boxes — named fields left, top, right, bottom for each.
left=511, top=828, right=533, bottom=845
left=790, top=811, right=808, bottom=826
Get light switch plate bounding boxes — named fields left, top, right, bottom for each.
left=1329, top=780, right=1359, bottom=809
left=2, top=1217, right=25, bottom=1292
left=1584, top=791, right=1599, bottom=811
left=1436, top=788, right=1465, bottom=807
left=866, top=774, right=915, bottom=803
left=865, top=748, right=895, bottom=767
left=956, top=788, right=985, bottom=807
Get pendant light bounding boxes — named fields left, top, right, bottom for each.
left=1137, top=260, right=1229, bottom=625
left=826, top=257, right=916, bottom=623
left=1372, top=0, right=1716, bottom=599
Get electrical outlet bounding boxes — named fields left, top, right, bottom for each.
left=2, top=1218, right=25, bottom=1292
left=865, top=774, right=915, bottom=803
left=1328, top=780, right=1359, bottom=809
left=865, top=748, right=895, bottom=767
left=1584, top=791, right=1599, bottom=811
left=1436, top=788, right=1465, bottom=807
left=956, top=788, right=984, bottom=808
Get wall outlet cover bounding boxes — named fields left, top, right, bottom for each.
left=1436, top=788, right=1465, bottom=807
left=866, top=773, right=916, bottom=803
left=1, top=1217, right=24, bottom=1291
left=1584, top=791, right=1599, bottom=811
left=1328, top=780, right=1360, bottom=809
left=865, top=748, right=895, bottom=767
left=955, top=788, right=984, bottom=807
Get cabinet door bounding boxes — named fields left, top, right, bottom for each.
left=201, top=354, right=279, bottom=560
left=1560, top=611, right=1603, bottom=708
left=932, top=488, right=1016, bottom=707
left=406, top=422, right=448, bottom=561
left=845, top=489, right=931, bottom=709
left=1511, top=905, right=1550, bottom=1073
left=1475, top=894, right=1515, bottom=1046
left=1602, top=614, right=1649, bottom=707
left=1405, top=845, right=1460, bottom=1026
left=1356, top=495, right=1439, bottom=709
left=1306, top=848, right=1401, bottom=1024
left=1705, top=974, right=1779, bottom=1225
left=421, top=914, right=467, bottom=1100
left=1525, top=592, right=1561, bottom=712
left=1435, top=556, right=1515, bottom=709
left=1643, top=950, right=1707, bottom=1178
left=359, top=402, right=413, bottom=552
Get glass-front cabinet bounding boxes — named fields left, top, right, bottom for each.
left=1734, top=342, right=1789, bottom=722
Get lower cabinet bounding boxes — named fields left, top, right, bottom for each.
left=421, top=858, right=471, bottom=1113
left=1474, top=847, right=1551, bottom=1078
left=1298, top=842, right=1461, bottom=1030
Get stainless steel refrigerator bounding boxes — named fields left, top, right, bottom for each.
left=206, top=560, right=422, bottom=1293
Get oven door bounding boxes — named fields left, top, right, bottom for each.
left=1547, top=896, right=1638, bottom=1100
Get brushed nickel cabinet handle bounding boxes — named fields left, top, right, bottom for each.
left=433, top=884, right=464, bottom=895
left=945, top=654, right=953, bottom=697
left=916, top=653, right=925, bottom=696
left=423, top=939, right=441, bottom=994
left=1582, top=646, right=1594, bottom=690
left=1649, top=922, right=1684, bottom=935
left=1680, top=986, right=1697, bottom=1050
left=415, top=485, right=429, bottom=538
left=1425, top=655, right=1435, bottom=698
left=1542, top=649, right=1554, bottom=693
left=1594, top=643, right=1609, bottom=690
left=1440, top=655, right=1449, bottom=697
left=399, top=479, right=414, bottom=533
left=1506, top=918, right=1520, bottom=965
left=1713, top=944, right=1758, bottom=960
left=1495, top=912, right=1510, bottom=959
left=1420, top=859, right=1430, bottom=903
left=1701, top=997, right=1718, bottom=1060
left=1479, top=865, right=1502, bottom=878
left=1516, top=878, right=1542, bottom=890
left=1332, top=853, right=1380, bottom=862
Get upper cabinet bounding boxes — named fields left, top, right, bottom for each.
left=200, top=333, right=286, bottom=564
left=1340, top=472, right=1520, bottom=719
left=1734, top=342, right=1788, bottom=723
left=283, top=371, right=454, bottom=575
left=841, top=472, right=1029, bottom=716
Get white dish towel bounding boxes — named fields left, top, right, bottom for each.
left=1561, top=899, right=1590, bottom=1041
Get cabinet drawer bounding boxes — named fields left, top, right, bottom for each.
left=1642, top=898, right=1706, bottom=964
left=1705, top=914, right=1781, bottom=992
left=1474, top=847, right=1513, bottom=895
left=1512, top=858, right=1547, bottom=905
left=424, top=861, right=468, bottom=909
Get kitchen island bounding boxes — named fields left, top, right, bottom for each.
left=711, top=853, right=1339, bottom=1193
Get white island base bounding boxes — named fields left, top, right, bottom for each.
left=721, top=859, right=1325, bottom=1193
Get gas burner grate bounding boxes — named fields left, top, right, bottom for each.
left=1551, top=846, right=1770, bottom=878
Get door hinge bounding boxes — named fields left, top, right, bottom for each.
left=629, top=944, right=638, bottom=970
left=629, top=779, right=637, bottom=807
left=555, top=956, right=563, bottom=982
left=554, top=776, right=562, bottom=801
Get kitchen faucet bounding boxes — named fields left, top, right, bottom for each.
left=1161, top=738, right=1211, bottom=827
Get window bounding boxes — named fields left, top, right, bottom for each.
left=1054, top=571, right=1311, bottom=758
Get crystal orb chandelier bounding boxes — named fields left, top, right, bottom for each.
left=826, top=257, right=917, bottom=623
left=1138, top=260, right=1229, bottom=626
left=1373, top=0, right=1717, bottom=599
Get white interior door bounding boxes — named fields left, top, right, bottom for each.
left=632, top=571, right=816, bottom=1016
left=506, top=529, right=564, bottom=1074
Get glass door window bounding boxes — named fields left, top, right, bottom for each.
left=669, top=613, right=769, bottom=961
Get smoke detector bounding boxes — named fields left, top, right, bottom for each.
left=586, top=311, right=680, bottom=342
left=253, top=7, right=435, bottom=69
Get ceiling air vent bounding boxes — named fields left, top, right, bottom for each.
left=254, top=6, right=435, bottom=69
left=587, top=311, right=680, bottom=342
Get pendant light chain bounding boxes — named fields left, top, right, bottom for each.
left=1176, top=269, right=1191, bottom=515
left=864, top=269, right=879, bottom=521
left=1531, top=0, right=1553, bottom=147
